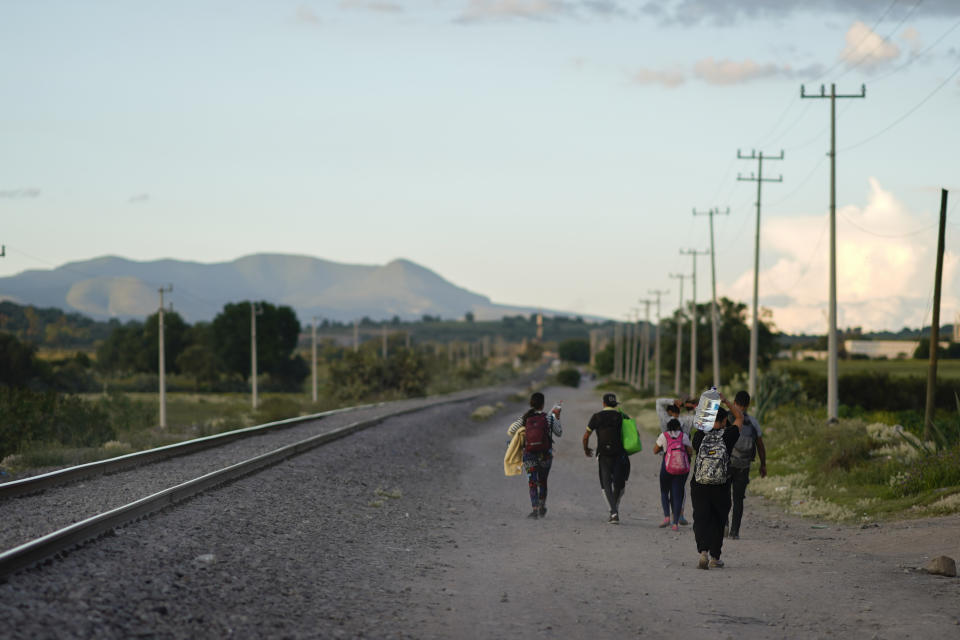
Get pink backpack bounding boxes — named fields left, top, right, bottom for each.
left=664, top=431, right=690, bottom=475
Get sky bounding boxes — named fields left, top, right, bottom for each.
left=1, top=0, right=959, bottom=334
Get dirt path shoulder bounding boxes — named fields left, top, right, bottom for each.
left=407, top=382, right=960, bottom=639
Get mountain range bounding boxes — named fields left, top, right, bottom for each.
left=0, top=254, right=568, bottom=324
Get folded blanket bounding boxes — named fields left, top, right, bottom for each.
left=503, top=427, right=525, bottom=476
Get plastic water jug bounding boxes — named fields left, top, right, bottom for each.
left=694, top=386, right=722, bottom=432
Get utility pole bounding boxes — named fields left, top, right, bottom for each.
left=737, top=149, right=784, bottom=402
left=157, top=284, right=173, bottom=428
left=251, top=302, right=263, bottom=410
left=668, top=273, right=689, bottom=395
left=801, top=83, right=865, bottom=421
left=381, top=323, right=388, bottom=359
left=693, top=207, right=729, bottom=388
left=614, top=322, right=623, bottom=380
left=311, top=317, right=319, bottom=403
left=353, top=320, right=359, bottom=352
left=925, top=189, right=949, bottom=440
left=628, top=309, right=640, bottom=388
left=680, top=249, right=709, bottom=398
left=638, top=299, right=652, bottom=389
left=649, top=289, right=668, bottom=396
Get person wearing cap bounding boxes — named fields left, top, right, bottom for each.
left=582, top=392, right=631, bottom=524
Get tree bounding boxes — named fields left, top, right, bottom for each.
left=140, top=310, right=190, bottom=374
left=0, top=333, right=42, bottom=388
left=95, top=321, right=145, bottom=374
left=211, top=301, right=304, bottom=385
left=594, top=342, right=614, bottom=375
left=558, top=338, right=590, bottom=364
left=464, top=311, right=475, bottom=323
left=176, top=344, right=220, bottom=388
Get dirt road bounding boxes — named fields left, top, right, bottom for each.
left=409, top=381, right=960, bottom=639
left=3, top=381, right=958, bottom=638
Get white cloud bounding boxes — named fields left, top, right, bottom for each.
left=340, top=0, right=404, bottom=12
left=692, top=57, right=780, bottom=85
left=296, top=5, right=321, bottom=25
left=901, top=26, right=922, bottom=55
left=840, top=20, right=900, bottom=70
left=459, top=0, right=568, bottom=22
left=631, top=66, right=686, bottom=87
left=725, top=178, right=958, bottom=333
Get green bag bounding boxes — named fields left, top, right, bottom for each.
left=620, top=410, right=642, bottom=455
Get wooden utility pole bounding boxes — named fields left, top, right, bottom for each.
left=668, top=273, right=689, bottom=395
left=638, top=299, right=652, bottom=389
left=693, top=207, right=729, bottom=388
left=251, top=302, right=263, bottom=410
left=157, top=284, right=172, bottom=428
left=737, top=150, right=784, bottom=401
left=649, top=289, right=669, bottom=396
left=311, top=317, right=319, bottom=403
left=801, top=83, right=866, bottom=421
left=680, top=249, right=709, bottom=398
left=925, top=189, right=949, bottom=440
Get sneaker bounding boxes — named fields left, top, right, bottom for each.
left=698, top=551, right=710, bottom=570
left=538, top=506, right=547, bottom=518
left=729, top=532, right=740, bottom=540
left=678, top=516, right=689, bottom=526
left=671, top=524, right=679, bottom=532
left=709, top=557, right=724, bottom=568
left=527, top=509, right=539, bottom=519
left=608, top=512, right=620, bottom=524
left=658, top=517, right=671, bottom=528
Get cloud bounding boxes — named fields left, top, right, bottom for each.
left=840, top=20, right=901, bottom=70
left=458, top=0, right=569, bottom=22
left=631, top=66, right=686, bottom=87
left=340, top=0, right=403, bottom=12
left=0, top=188, right=41, bottom=199
left=653, top=1, right=960, bottom=27
left=128, top=193, right=150, bottom=204
left=725, top=178, right=958, bottom=333
left=296, top=5, right=321, bottom=25
left=900, top=26, right=922, bottom=55
left=693, top=57, right=781, bottom=85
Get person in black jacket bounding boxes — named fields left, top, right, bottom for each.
left=690, top=393, right=743, bottom=569
left=582, top=392, right=631, bottom=524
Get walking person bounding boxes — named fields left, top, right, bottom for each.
left=690, top=393, right=743, bottom=569
left=582, top=392, right=630, bottom=524
left=727, top=390, right=767, bottom=540
left=654, top=396, right=697, bottom=525
left=653, top=418, right=694, bottom=531
left=507, top=392, right=562, bottom=519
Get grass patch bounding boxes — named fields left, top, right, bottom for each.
left=750, top=406, right=960, bottom=522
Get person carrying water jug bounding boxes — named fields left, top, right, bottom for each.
left=653, top=418, right=694, bottom=531
left=690, top=390, right=743, bottom=569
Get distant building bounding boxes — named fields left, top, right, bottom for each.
left=843, top=340, right=950, bottom=359
left=778, top=349, right=829, bottom=361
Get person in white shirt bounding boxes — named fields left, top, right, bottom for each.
left=653, top=418, right=694, bottom=531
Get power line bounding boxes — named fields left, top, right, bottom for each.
left=836, top=0, right=924, bottom=80
left=840, top=60, right=960, bottom=152
left=872, top=14, right=960, bottom=84
left=839, top=211, right=939, bottom=238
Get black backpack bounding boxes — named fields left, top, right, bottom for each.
left=595, top=412, right=624, bottom=456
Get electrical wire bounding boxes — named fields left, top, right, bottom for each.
left=767, top=156, right=827, bottom=208
left=840, top=59, right=960, bottom=152
left=835, top=0, right=924, bottom=80
left=838, top=211, right=939, bottom=238
left=871, top=14, right=960, bottom=84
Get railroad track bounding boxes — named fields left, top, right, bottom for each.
left=0, top=387, right=497, bottom=580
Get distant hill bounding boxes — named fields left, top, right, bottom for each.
left=0, top=254, right=576, bottom=324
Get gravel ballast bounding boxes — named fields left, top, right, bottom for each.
left=1, top=393, right=512, bottom=639
left=0, top=390, right=483, bottom=552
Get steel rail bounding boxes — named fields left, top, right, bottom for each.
left=0, top=388, right=490, bottom=580
left=0, top=391, right=477, bottom=500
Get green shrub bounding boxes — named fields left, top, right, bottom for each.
left=888, top=446, right=960, bottom=496
left=556, top=368, right=581, bottom=388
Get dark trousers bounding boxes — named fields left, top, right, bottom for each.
left=729, top=466, right=750, bottom=534
left=691, top=482, right=732, bottom=558
left=598, top=455, right=630, bottom=513
left=659, top=460, right=687, bottom=523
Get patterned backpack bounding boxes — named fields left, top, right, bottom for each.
left=694, top=430, right=729, bottom=485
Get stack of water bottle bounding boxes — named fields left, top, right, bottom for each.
left=694, top=386, right=722, bottom=432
